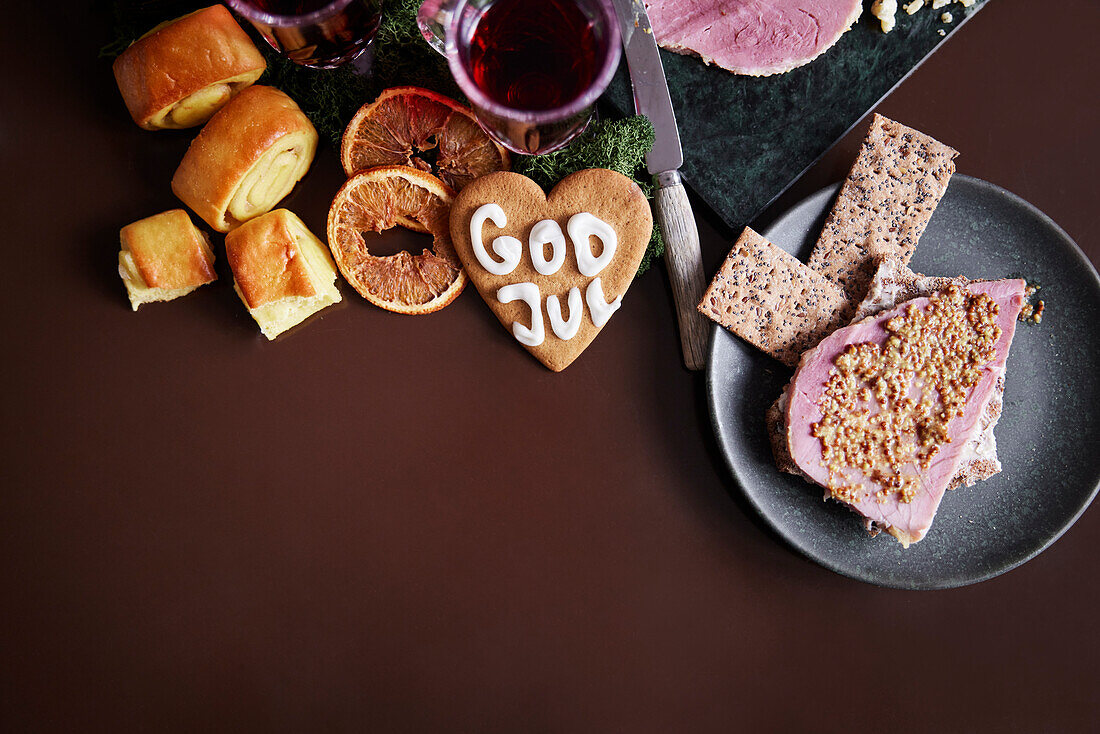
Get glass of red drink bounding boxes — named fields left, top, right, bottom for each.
left=418, top=0, right=621, bottom=155
left=227, top=0, right=383, bottom=69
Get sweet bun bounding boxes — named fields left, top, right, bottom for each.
left=172, top=85, right=318, bottom=232
left=225, top=209, right=342, bottom=339
left=118, top=209, right=217, bottom=310
left=112, top=5, right=266, bottom=131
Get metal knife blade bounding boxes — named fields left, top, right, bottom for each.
left=610, top=0, right=682, bottom=175
left=610, top=0, right=711, bottom=370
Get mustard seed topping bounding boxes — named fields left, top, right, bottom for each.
left=811, top=286, right=1002, bottom=505
left=1019, top=282, right=1044, bottom=324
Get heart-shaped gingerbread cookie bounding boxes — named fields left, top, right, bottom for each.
left=450, top=169, right=653, bottom=371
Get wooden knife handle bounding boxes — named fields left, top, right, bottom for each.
left=655, top=174, right=710, bottom=370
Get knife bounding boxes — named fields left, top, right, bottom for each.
left=611, top=0, right=710, bottom=370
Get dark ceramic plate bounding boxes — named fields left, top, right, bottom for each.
left=707, top=175, right=1100, bottom=589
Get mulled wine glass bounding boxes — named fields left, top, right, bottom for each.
left=418, top=0, right=621, bottom=155
left=227, top=0, right=383, bottom=69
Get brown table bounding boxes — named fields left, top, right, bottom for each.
left=4, top=1, right=1098, bottom=730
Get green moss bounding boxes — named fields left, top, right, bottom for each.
left=370, top=0, right=460, bottom=99
left=259, top=56, right=369, bottom=145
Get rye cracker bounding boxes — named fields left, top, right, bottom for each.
left=806, top=114, right=958, bottom=304
left=697, top=227, right=849, bottom=366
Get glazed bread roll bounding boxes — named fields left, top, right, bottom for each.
left=225, top=209, right=342, bottom=339
left=172, top=85, right=319, bottom=233
left=112, top=5, right=266, bottom=130
left=118, top=209, right=217, bottom=310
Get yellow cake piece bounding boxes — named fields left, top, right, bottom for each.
left=225, top=209, right=342, bottom=339
left=118, top=209, right=217, bottom=310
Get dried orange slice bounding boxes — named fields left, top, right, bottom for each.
left=327, top=165, right=465, bottom=315
left=340, top=86, right=510, bottom=191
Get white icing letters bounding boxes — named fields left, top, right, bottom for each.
left=568, top=212, right=617, bottom=276
left=471, top=203, right=522, bottom=276
left=470, top=206, right=630, bottom=348
left=496, top=282, right=544, bottom=347
left=529, top=219, right=567, bottom=275
left=585, top=277, right=621, bottom=328
left=546, top=287, right=583, bottom=340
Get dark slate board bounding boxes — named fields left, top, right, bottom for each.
left=604, top=0, right=989, bottom=231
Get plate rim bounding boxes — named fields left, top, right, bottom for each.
left=705, top=174, right=1100, bottom=590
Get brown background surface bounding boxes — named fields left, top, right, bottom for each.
left=3, top=1, right=1098, bottom=731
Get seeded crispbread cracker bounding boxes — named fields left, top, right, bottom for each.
left=698, top=227, right=849, bottom=366
left=806, top=114, right=958, bottom=304
left=766, top=256, right=1004, bottom=491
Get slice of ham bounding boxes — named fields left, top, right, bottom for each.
left=769, top=258, right=1003, bottom=490
left=645, top=0, right=863, bottom=76
left=784, top=279, right=1026, bottom=546
left=847, top=258, right=1004, bottom=490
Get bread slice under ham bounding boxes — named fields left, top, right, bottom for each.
left=768, top=261, right=1025, bottom=546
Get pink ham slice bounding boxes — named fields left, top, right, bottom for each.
left=785, top=279, right=1026, bottom=546
left=644, top=0, right=863, bottom=76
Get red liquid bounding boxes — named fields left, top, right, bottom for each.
left=466, top=0, right=601, bottom=111
left=245, top=0, right=336, bottom=13
left=237, top=0, right=382, bottom=68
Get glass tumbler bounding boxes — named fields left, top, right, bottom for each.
left=418, top=0, right=621, bottom=155
left=228, top=0, right=383, bottom=69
